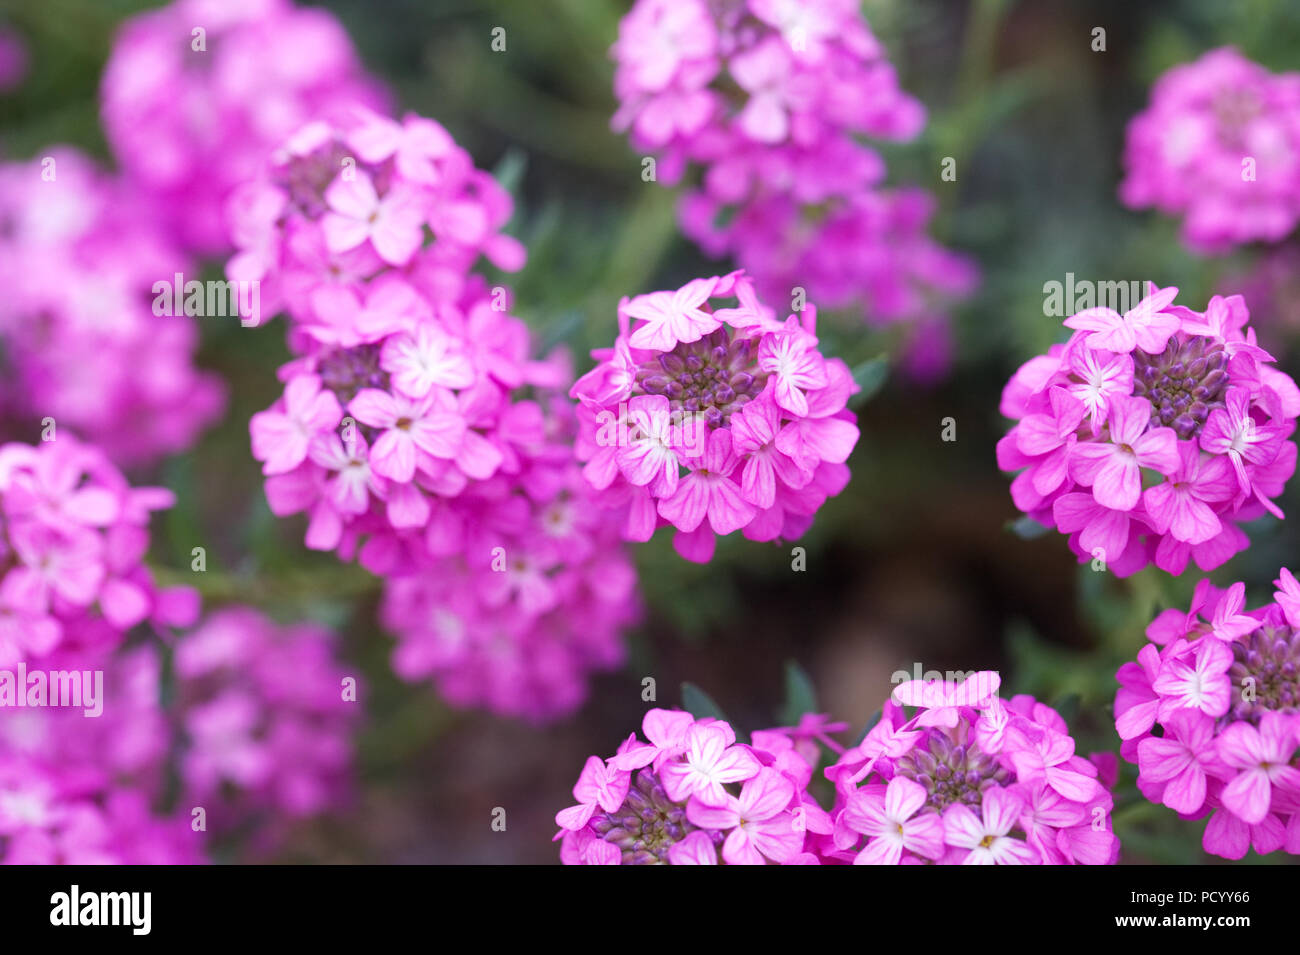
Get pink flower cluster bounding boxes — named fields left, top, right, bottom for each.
left=999, top=285, right=1299, bottom=576
left=240, top=107, right=545, bottom=569
left=237, top=111, right=642, bottom=719
left=225, top=106, right=525, bottom=333
left=611, top=0, right=977, bottom=378
left=0, top=607, right=361, bottom=863
left=0, top=436, right=200, bottom=666
left=0, top=647, right=200, bottom=864
left=173, top=607, right=359, bottom=847
left=0, top=755, right=201, bottom=864
left=1120, top=47, right=1300, bottom=254
left=1116, top=574, right=1300, bottom=859
left=570, top=272, right=860, bottom=562
left=101, top=0, right=387, bottom=255
left=379, top=446, right=640, bottom=722
left=826, top=673, right=1118, bottom=864
left=0, top=150, right=226, bottom=465
left=556, top=708, right=838, bottom=864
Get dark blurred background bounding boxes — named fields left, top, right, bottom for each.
left=3, top=0, right=1300, bottom=862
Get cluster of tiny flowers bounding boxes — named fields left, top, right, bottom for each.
left=0, top=150, right=226, bottom=465
left=1120, top=47, right=1300, bottom=254
left=0, top=646, right=201, bottom=864
left=171, top=607, right=359, bottom=850
left=1117, top=574, right=1300, bottom=859
left=225, top=106, right=525, bottom=332
left=0, top=754, right=202, bottom=864
left=826, top=673, right=1119, bottom=864
left=379, top=441, right=640, bottom=723
left=556, top=708, right=838, bottom=864
left=236, top=111, right=643, bottom=719
left=0, top=436, right=200, bottom=666
left=0, top=644, right=186, bottom=860
left=0, top=606, right=362, bottom=863
left=101, top=0, right=386, bottom=255
left=999, top=285, right=1299, bottom=576
left=570, top=272, right=860, bottom=563
left=610, top=0, right=977, bottom=378
left=241, top=108, right=546, bottom=571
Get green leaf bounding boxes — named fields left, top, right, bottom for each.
left=848, top=355, right=889, bottom=408
left=681, top=682, right=730, bottom=724
left=491, top=148, right=529, bottom=199
left=1052, top=693, right=1080, bottom=724
left=779, top=660, right=818, bottom=726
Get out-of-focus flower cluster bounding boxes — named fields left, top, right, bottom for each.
left=1120, top=47, right=1300, bottom=255
left=999, top=285, right=1299, bottom=576
left=0, top=150, right=226, bottom=465
left=378, top=439, right=640, bottom=722
left=235, top=109, right=640, bottom=720
left=610, top=0, right=977, bottom=379
left=101, top=0, right=387, bottom=255
left=1219, top=244, right=1300, bottom=360
left=556, top=675, right=1119, bottom=864
left=173, top=607, right=359, bottom=848
left=570, top=272, right=860, bottom=563
left=1116, top=573, right=1300, bottom=859
left=826, top=673, right=1118, bottom=864
left=0, top=435, right=199, bottom=666
left=0, top=645, right=200, bottom=864
left=0, top=607, right=359, bottom=863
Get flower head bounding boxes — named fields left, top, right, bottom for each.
left=571, top=273, right=859, bottom=562
left=1000, top=286, right=1298, bottom=576
left=1116, top=573, right=1300, bottom=858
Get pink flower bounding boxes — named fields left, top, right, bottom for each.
left=1216, top=713, right=1300, bottom=825
left=1200, top=388, right=1286, bottom=508
left=942, top=789, right=1039, bottom=865
left=658, top=430, right=755, bottom=535
left=556, top=709, right=827, bottom=865
left=686, top=769, right=802, bottom=864
left=615, top=395, right=701, bottom=498
left=660, top=723, right=761, bottom=805
left=348, top=388, right=465, bottom=482
left=831, top=679, right=1117, bottom=865
left=841, top=776, right=945, bottom=864
left=1070, top=395, right=1179, bottom=510
left=1141, top=439, right=1235, bottom=544
left=1001, top=286, right=1298, bottom=576
left=1152, top=638, right=1233, bottom=720
left=624, top=278, right=721, bottom=352
left=322, top=172, right=426, bottom=266
left=555, top=757, right=631, bottom=830
left=1120, top=48, right=1300, bottom=254
left=1117, top=575, right=1300, bottom=858
left=609, top=708, right=696, bottom=771
left=1063, top=286, right=1181, bottom=354
left=1066, top=345, right=1133, bottom=430
left=1136, top=710, right=1223, bottom=814
left=757, top=318, right=829, bottom=417
left=611, top=0, right=973, bottom=379
left=573, top=274, right=859, bottom=562
left=381, top=324, right=475, bottom=397
left=348, top=111, right=454, bottom=184
left=251, top=375, right=344, bottom=475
